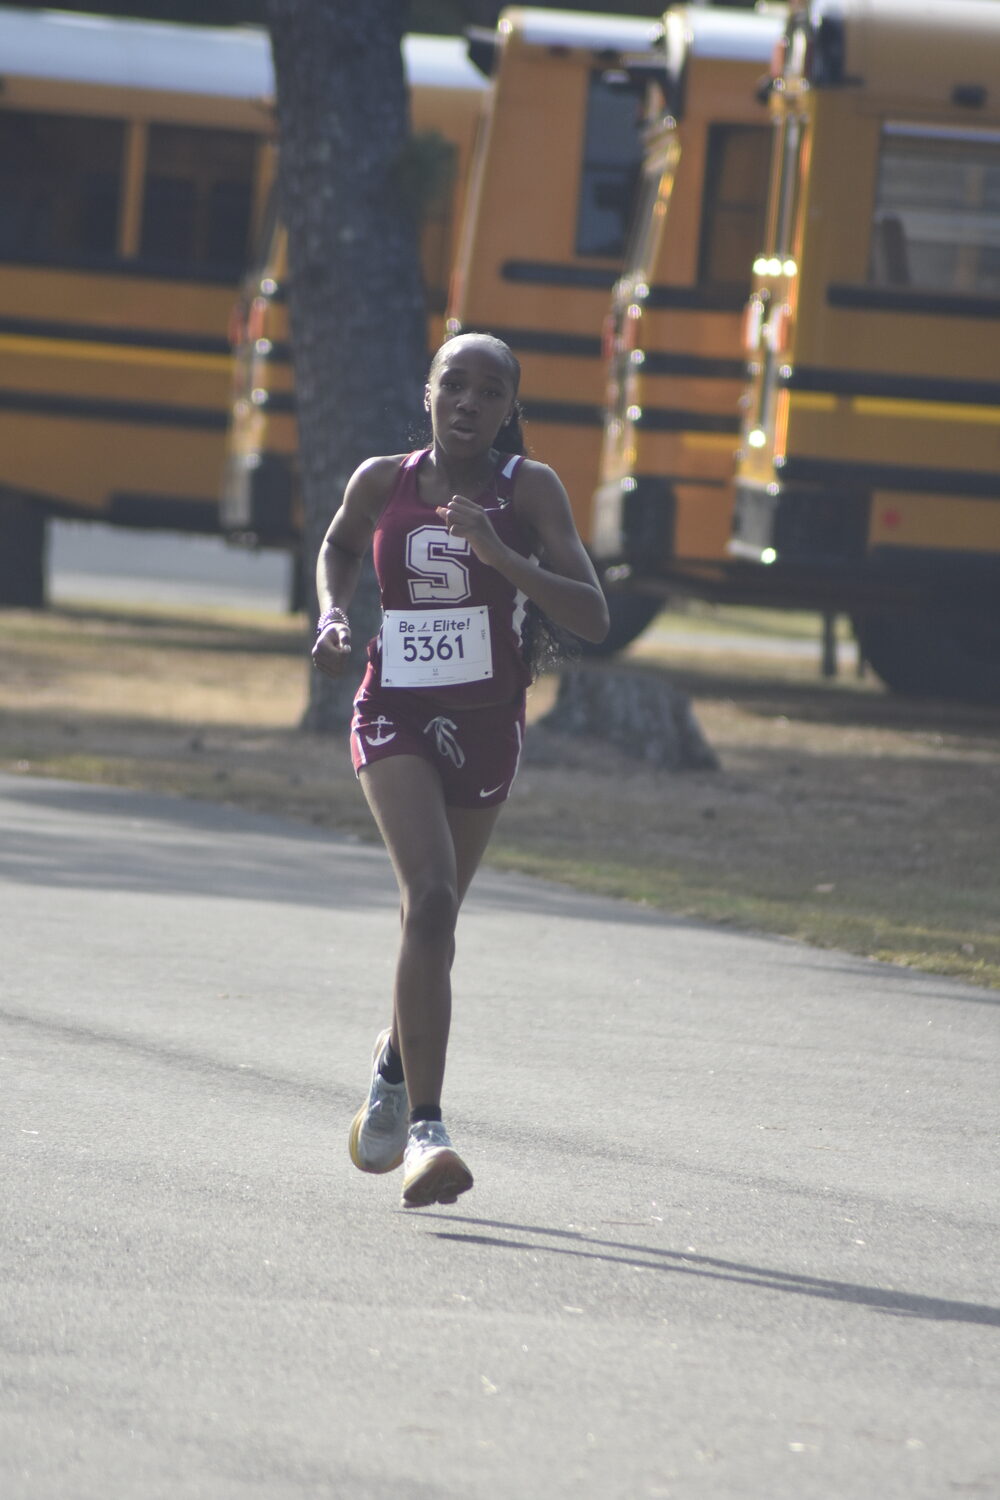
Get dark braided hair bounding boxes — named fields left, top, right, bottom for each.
left=425, top=332, right=580, bottom=679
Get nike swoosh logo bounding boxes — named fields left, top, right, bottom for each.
left=479, top=782, right=505, bottom=798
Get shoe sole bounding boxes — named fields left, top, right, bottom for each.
left=348, top=1103, right=405, bottom=1174
left=348, top=1027, right=406, bottom=1175
left=401, top=1148, right=473, bottom=1209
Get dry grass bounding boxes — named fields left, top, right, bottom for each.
left=2, top=599, right=999, bottom=990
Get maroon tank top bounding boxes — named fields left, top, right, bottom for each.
left=360, top=448, right=535, bottom=709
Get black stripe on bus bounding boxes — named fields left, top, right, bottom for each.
left=500, top=261, right=619, bottom=292
left=0, top=250, right=244, bottom=288
left=640, top=351, right=746, bottom=380
left=518, top=398, right=740, bottom=435
left=479, top=327, right=746, bottom=380
left=475, top=327, right=603, bottom=359
left=0, top=314, right=232, bottom=359
left=782, top=455, right=1000, bottom=500
left=636, top=408, right=740, bottom=435
left=519, top=398, right=603, bottom=427
left=827, top=284, right=1000, bottom=320
left=274, top=280, right=446, bottom=314
left=0, top=389, right=228, bottom=431
left=643, top=284, right=747, bottom=313
left=0, top=313, right=296, bottom=367
left=267, top=393, right=297, bottom=415
left=785, top=365, right=1000, bottom=408
left=500, top=261, right=748, bottom=313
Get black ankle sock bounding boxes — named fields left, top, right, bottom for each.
left=377, top=1036, right=405, bottom=1085
left=409, top=1103, right=442, bottom=1125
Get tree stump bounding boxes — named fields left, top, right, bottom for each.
left=538, top=663, right=719, bottom=771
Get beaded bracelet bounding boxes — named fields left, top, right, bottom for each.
left=316, top=606, right=349, bottom=635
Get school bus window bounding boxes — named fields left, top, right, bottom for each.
left=0, top=111, right=123, bottom=265
left=869, top=125, right=1000, bottom=296
left=414, top=135, right=459, bottom=313
left=697, top=124, right=771, bottom=288
left=575, top=70, right=645, bottom=259
left=140, top=125, right=255, bottom=276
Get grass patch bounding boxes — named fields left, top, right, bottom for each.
left=2, top=599, right=999, bottom=991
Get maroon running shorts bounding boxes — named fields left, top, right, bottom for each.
left=350, top=685, right=526, bottom=808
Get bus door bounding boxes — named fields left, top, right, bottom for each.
left=446, top=8, right=659, bottom=540
left=591, top=5, right=782, bottom=646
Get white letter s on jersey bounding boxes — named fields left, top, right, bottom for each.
left=406, top=526, right=472, bottom=603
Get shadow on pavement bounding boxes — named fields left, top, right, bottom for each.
left=419, top=1214, right=1000, bottom=1330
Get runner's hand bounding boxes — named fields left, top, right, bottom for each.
left=311, top=619, right=352, bottom=678
left=436, top=496, right=506, bottom=568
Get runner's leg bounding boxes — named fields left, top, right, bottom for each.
left=359, top=756, right=499, bottom=1111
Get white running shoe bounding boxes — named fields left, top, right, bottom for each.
left=401, top=1120, right=473, bottom=1208
left=348, top=1029, right=408, bottom=1174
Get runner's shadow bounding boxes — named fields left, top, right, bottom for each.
left=417, top=1214, right=1000, bottom=1329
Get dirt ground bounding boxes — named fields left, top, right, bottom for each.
left=2, top=600, right=999, bottom=990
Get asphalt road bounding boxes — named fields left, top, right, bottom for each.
left=49, top=521, right=293, bottom=614
left=2, top=772, right=997, bottom=1500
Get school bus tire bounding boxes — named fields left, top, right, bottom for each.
left=583, top=581, right=663, bottom=657
left=0, top=494, right=46, bottom=609
left=853, top=606, right=1000, bottom=705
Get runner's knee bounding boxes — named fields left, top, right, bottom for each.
left=402, top=879, right=459, bottom=944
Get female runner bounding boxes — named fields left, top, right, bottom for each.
left=312, top=332, right=609, bottom=1208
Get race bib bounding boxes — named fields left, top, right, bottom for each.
left=381, top=606, right=493, bottom=688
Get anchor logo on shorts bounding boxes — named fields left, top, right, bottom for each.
left=365, top=715, right=396, bottom=747
left=423, top=715, right=465, bottom=768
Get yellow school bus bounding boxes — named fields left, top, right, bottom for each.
left=590, top=5, right=784, bottom=647
left=444, top=7, right=660, bottom=544
left=221, top=38, right=488, bottom=559
left=730, top=0, right=1000, bottom=700
left=0, top=5, right=277, bottom=606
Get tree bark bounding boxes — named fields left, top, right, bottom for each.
left=540, top=662, right=719, bottom=771
left=265, top=0, right=428, bottom=731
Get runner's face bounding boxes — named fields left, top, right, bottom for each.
left=427, top=344, right=516, bottom=455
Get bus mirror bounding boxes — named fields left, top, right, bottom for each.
left=742, top=295, right=765, bottom=353
left=227, top=300, right=247, bottom=350
left=601, top=311, right=616, bottom=364
left=246, top=297, right=268, bottom=346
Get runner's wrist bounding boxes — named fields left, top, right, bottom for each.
left=316, top=606, right=350, bottom=635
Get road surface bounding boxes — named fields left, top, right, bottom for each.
left=1, top=772, right=997, bottom=1498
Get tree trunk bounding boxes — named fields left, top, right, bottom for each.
left=265, top=0, right=428, bottom=731
left=540, top=662, right=719, bottom=771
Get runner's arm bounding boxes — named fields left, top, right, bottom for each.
left=313, top=456, right=396, bottom=676
left=438, top=462, right=609, bottom=643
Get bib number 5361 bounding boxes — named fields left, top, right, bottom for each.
left=402, top=632, right=465, bottom=664
left=381, top=606, right=493, bottom=687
